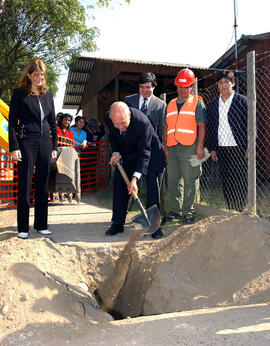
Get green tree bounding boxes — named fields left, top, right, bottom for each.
left=0, top=0, right=129, bottom=102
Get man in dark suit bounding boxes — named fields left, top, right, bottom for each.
left=124, top=72, right=166, bottom=237
left=124, top=72, right=166, bottom=143
left=105, top=101, right=165, bottom=238
left=207, top=70, right=248, bottom=212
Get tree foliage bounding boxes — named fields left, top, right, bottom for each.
left=0, top=0, right=130, bottom=102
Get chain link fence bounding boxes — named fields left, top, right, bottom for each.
left=197, top=50, right=270, bottom=220
left=2, top=51, right=269, bottom=219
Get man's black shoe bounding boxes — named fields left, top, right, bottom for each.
left=166, top=211, right=182, bottom=222
left=183, top=214, right=194, bottom=224
left=151, top=228, right=163, bottom=239
left=105, top=223, right=124, bottom=236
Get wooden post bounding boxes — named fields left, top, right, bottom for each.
left=114, top=76, right=119, bottom=101
left=159, top=93, right=166, bottom=102
left=247, top=51, right=257, bottom=215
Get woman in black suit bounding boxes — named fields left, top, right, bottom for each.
left=8, top=59, right=57, bottom=239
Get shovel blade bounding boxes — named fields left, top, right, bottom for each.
left=132, top=204, right=160, bottom=234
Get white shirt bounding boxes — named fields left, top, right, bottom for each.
left=38, top=99, right=45, bottom=123
left=218, top=91, right=237, bottom=147
left=139, top=94, right=152, bottom=110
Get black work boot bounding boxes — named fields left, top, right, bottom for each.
left=105, top=222, right=124, bottom=236
left=166, top=211, right=182, bottom=222
left=183, top=214, right=194, bottom=224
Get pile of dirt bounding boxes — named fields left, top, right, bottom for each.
left=1, top=204, right=270, bottom=344
left=110, top=213, right=270, bottom=317
left=0, top=236, right=113, bottom=345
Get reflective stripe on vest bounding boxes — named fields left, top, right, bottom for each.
left=177, top=129, right=195, bottom=134
left=166, top=96, right=198, bottom=146
left=167, top=129, right=175, bottom=135
left=167, top=110, right=178, bottom=117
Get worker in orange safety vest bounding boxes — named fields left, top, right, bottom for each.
left=163, top=68, right=207, bottom=224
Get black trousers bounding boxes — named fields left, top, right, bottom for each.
left=17, top=133, right=52, bottom=232
left=145, top=168, right=161, bottom=209
left=112, top=160, right=160, bottom=225
left=218, top=146, right=247, bottom=212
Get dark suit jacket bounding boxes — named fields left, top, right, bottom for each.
left=8, top=88, right=57, bottom=151
left=105, top=107, right=165, bottom=175
left=124, top=93, right=166, bottom=143
left=207, top=92, right=248, bottom=153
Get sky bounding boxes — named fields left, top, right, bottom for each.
left=54, top=0, right=270, bottom=115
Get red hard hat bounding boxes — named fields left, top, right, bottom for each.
left=174, top=68, right=196, bottom=87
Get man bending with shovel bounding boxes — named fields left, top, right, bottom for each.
left=105, top=101, right=165, bottom=238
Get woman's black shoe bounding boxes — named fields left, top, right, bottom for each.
left=105, top=223, right=124, bottom=236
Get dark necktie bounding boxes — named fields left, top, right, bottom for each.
left=120, top=130, right=126, bottom=138
left=140, top=97, right=148, bottom=114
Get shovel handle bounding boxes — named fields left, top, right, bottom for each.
left=117, top=163, right=151, bottom=227
left=117, top=163, right=138, bottom=200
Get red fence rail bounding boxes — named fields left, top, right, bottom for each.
left=0, top=137, right=108, bottom=208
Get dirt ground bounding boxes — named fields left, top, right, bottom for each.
left=1, top=195, right=270, bottom=345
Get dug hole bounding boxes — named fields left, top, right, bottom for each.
left=1, top=195, right=270, bottom=345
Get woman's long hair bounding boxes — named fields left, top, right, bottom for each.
left=19, top=59, right=48, bottom=95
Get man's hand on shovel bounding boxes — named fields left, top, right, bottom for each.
left=109, top=153, right=121, bottom=166
left=117, top=162, right=161, bottom=234
left=128, top=177, right=138, bottom=196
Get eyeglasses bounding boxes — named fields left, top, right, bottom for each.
left=139, top=85, right=153, bottom=90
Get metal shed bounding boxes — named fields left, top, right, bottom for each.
left=63, top=57, right=214, bottom=121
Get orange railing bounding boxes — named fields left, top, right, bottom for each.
left=0, top=137, right=108, bottom=208
left=78, top=140, right=108, bottom=194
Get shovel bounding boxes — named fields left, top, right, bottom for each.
left=117, top=163, right=160, bottom=234
left=93, top=163, right=161, bottom=314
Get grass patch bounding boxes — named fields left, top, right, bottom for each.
left=96, top=182, right=147, bottom=213
left=96, top=183, right=113, bottom=210
left=96, top=182, right=148, bottom=225
left=199, top=186, right=226, bottom=209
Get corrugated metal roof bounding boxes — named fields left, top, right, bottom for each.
left=62, top=56, right=210, bottom=110
left=63, top=58, right=94, bottom=109
left=78, top=55, right=208, bottom=70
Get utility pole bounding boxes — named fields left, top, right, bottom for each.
left=233, top=0, right=239, bottom=70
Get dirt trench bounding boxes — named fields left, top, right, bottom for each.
left=1, top=200, right=270, bottom=345
left=83, top=213, right=270, bottom=319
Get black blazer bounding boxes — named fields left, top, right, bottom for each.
left=124, top=93, right=166, bottom=143
left=105, top=107, right=165, bottom=175
left=207, top=92, right=248, bottom=153
left=8, top=88, right=57, bottom=151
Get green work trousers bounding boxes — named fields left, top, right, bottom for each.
left=166, top=142, right=201, bottom=216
